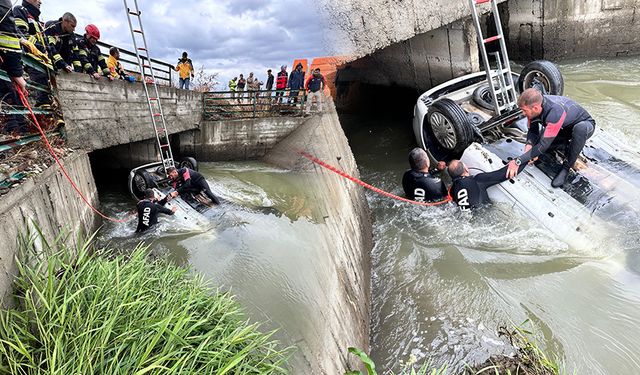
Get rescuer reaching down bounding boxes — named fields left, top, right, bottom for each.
left=136, top=189, right=177, bottom=232
left=402, top=148, right=448, bottom=202
left=506, top=88, right=596, bottom=187
left=167, top=166, right=221, bottom=205
left=449, top=159, right=526, bottom=211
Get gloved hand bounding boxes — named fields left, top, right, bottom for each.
left=21, top=39, right=52, bottom=65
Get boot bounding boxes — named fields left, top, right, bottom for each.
left=551, top=167, right=570, bottom=188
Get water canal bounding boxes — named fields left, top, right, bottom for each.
left=96, top=56, right=640, bottom=374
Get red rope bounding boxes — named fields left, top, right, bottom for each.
left=298, top=151, right=452, bottom=207
left=16, top=85, right=127, bottom=223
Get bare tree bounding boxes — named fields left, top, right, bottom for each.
left=191, top=65, right=219, bottom=92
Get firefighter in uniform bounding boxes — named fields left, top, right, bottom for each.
left=44, top=13, right=77, bottom=73
left=13, top=0, right=53, bottom=107
left=1, top=0, right=28, bottom=133
left=74, top=24, right=112, bottom=80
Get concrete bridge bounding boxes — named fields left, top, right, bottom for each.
left=325, top=0, right=640, bottom=91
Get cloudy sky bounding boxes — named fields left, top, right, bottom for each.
left=34, top=0, right=335, bottom=88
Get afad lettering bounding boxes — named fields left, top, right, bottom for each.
left=142, top=207, right=151, bottom=226
left=457, top=189, right=470, bottom=211
left=414, top=188, right=426, bottom=202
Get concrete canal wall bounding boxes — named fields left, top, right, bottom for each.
left=55, top=74, right=202, bottom=151
left=0, top=151, right=99, bottom=306
left=264, top=101, right=372, bottom=374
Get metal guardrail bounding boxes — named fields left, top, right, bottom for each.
left=203, top=89, right=308, bottom=120
left=0, top=54, right=53, bottom=117
left=95, top=40, right=173, bottom=86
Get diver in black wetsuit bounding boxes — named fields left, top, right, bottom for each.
left=136, top=189, right=177, bottom=232
left=402, top=148, right=448, bottom=202
left=506, top=88, right=596, bottom=187
left=167, top=166, right=221, bottom=205
left=449, top=159, right=527, bottom=211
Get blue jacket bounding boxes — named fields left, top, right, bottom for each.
left=288, top=69, right=305, bottom=90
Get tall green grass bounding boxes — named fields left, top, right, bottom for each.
left=0, top=229, right=289, bottom=374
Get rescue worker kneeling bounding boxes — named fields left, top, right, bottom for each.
left=167, top=166, right=221, bottom=205
left=136, top=189, right=177, bottom=233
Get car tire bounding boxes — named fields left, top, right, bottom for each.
left=132, top=169, right=156, bottom=199
left=179, top=157, right=198, bottom=171
left=472, top=84, right=505, bottom=111
left=425, top=98, right=475, bottom=157
left=517, top=60, right=564, bottom=95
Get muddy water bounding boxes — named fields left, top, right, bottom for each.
left=341, top=56, right=640, bottom=374
left=96, top=162, right=330, bottom=371
left=95, top=57, right=640, bottom=374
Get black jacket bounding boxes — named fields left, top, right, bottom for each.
left=12, top=2, right=46, bottom=53
left=0, top=0, right=23, bottom=77
left=74, top=36, right=109, bottom=76
left=136, top=196, right=173, bottom=232
left=171, top=168, right=206, bottom=196
left=450, top=163, right=526, bottom=211
left=44, top=19, right=75, bottom=70
left=265, top=73, right=274, bottom=90
left=402, top=169, right=447, bottom=202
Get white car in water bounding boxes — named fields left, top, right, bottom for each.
left=412, top=61, right=640, bottom=250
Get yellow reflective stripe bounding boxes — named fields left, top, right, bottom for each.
left=0, top=35, right=21, bottom=50
left=53, top=53, right=63, bottom=62
left=27, top=35, right=36, bottom=44
left=83, top=63, right=92, bottom=70
left=14, top=19, right=28, bottom=29
left=72, top=61, right=81, bottom=67
left=78, top=50, right=88, bottom=56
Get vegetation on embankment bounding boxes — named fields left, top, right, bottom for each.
left=346, top=323, right=570, bottom=375
left=0, top=230, right=289, bottom=374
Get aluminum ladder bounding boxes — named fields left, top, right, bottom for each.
left=123, top=0, right=175, bottom=172
left=468, top=0, right=518, bottom=115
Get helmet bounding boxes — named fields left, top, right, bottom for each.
left=85, top=24, right=100, bottom=40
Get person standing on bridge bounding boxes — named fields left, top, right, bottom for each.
left=265, top=69, right=274, bottom=94
left=228, top=76, right=238, bottom=99
left=236, top=73, right=246, bottom=102
left=44, top=12, right=77, bottom=73
left=74, top=24, right=113, bottom=81
left=175, top=51, right=194, bottom=90
left=275, top=65, right=288, bottom=103
left=305, top=68, right=326, bottom=114
left=136, top=189, right=177, bottom=233
left=288, top=63, right=305, bottom=104
left=402, top=148, right=447, bottom=202
left=0, top=0, right=27, bottom=134
left=167, top=166, right=221, bottom=205
left=506, top=88, right=596, bottom=187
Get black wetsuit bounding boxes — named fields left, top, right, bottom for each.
left=402, top=169, right=447, bottom=202
left=136, top=196, right=173, bottom=232
left=172, top=168, right=221, bottom=204
left=451, top=163, right=526, bottom=211
left=519, top=95, right=596, bottom=168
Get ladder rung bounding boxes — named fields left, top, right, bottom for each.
left=142, top=64, right=151, bottom=68
left=153, top=113, right=162, bottom=117
left=475, top=0, right=491, bottom=3
left=129, top=11, right=140, bottom=16
left=148, top=98, right=158, bottom=101
left=138, top=47, right=146, bottom=51
left=483, top=35, right=502, bottom=43
left=133, top=29, right=143, bottom=34
left=160, top=144, right=170, bottom=148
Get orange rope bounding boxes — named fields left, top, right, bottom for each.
left=298, top=151, right=452, bottom=207
left=16, top=85, right=128, bottom=223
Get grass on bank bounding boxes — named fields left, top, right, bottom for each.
left=345, top=322, right=570, bottom=375
left=0, top=229, right=289, bottom=375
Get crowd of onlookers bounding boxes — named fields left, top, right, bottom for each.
left=227, top=63, right=327, bottom=114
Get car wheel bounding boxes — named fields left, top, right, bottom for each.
left=517, top=60, right=564, bottom=95
left=132, top=169, right=155, bottom=199
left=425, top=98, right=476, bottom=157
left=179, top=157, right=198, bottom=171
left=472, top=84, right=504, bottom=111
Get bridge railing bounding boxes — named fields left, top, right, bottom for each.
left=96, top=40, right=174, bottom=86
left=203, top=90, right=307, bottom=120
left=0, top=54, right=54, bottom=118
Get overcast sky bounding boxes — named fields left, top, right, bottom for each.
left=35, top=0, right=334, bottom=88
